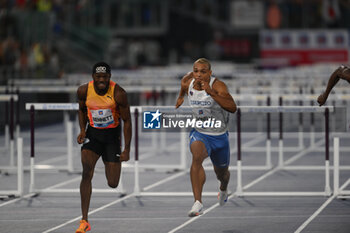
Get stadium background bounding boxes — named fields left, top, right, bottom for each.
left=1, top=1, right=350, bottom=233
left=1, top=0, right=350, bottom=126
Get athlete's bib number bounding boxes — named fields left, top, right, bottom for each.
left=91, top=109, right=115, bottom=128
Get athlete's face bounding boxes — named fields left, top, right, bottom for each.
left=93, top=73, right=110, bottom=91
left=193, top=62, right=211, bottom=83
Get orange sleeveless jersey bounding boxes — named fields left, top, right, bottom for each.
left=86, top=80, right=120, bottom=129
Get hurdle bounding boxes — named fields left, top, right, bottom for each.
left=24, top=103, right=126, bottom=195
left=130, top=105, right=285, bottom=197
left=25, top=103, right=78, bottom=173
left=233, top=94, right=315, bottom=152
left=236, top=106, right=334, bottom=197
left=130, top=105, right=337, bottom=197
left=232, top=94, right=350, bottom=154
left=133, top=105, right=279, bottom=172
left=0, top=94, right=19, bottom=170
left=23, top=103, right=188, bottom=194
left=0, top=137, right=23, bottom=198
left=132, top=105, right=274, bottom=172
left=126, top=106, right=188, bottom=172
left=333, top=137, right=350, bottom=199
left=131, top=107, right=217, bottom=197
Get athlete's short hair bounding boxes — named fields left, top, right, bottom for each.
left=194, top=58, right=211, bottom=70
left=92, top=62, right=111, bottom=74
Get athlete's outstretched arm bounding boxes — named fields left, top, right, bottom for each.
left=202, top=80, right=237, bottom=113
left=175, top=72, right=192, bottom=108
left=115, top=86, right=132, bottom=162
left=318, top=65, right=350, bottom=106
left=77, top=84, right=88, bottom=144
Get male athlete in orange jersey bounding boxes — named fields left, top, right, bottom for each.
left=75, top=62, right=132, bottom=233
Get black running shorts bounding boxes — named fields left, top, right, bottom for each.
left=81, top=125, right=121, bottom=162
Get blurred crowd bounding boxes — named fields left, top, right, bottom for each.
left=264, top=0, right=350, bottom=29
left=0, top=0, right=350, bottom=83
left=0, top=38, right=61, bottom=81
left=0, top=0, right=64, bottom=83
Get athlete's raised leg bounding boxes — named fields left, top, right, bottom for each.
left=104, top=161, right=121, bottom=188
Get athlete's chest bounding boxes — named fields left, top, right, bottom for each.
left=86, top=82, right=116, bottom=109
left=188, top=89, right=214, bottom=107
left=86, top=94, right=116, bottom=109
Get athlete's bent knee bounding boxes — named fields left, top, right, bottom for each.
left=107, top=180, right=119, bottom=188
left=192, top=156, right=203, bottom=165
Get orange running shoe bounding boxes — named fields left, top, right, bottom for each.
left=76, top=220, right=91, bottom=233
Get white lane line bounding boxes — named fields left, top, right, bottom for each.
left=293, top=195, right=336, bottom=233
left=0, top=177, right=81, bottom=208
left=245, top=138, right=325, bottom=190
left=81, top=213, right=350, bottom=221
left=168, top=202, right=221, bottom=233
left=3, top=214, right=350, bottom=223
left=0, top=193, right=37, bottom=208
left=169, top=208, right=350, bottom=233
left=41, top=193, right=133, bottom=233
left=229, top=133, right=265, bottom=156
left=38, top=135, right=216, bottom=230
left=0, top=140, right=171, bottom=208
left=294, top=179, right=350, bottom=233
left=242, top=134, right=266, bottom=147
left=3, top=131, right=296, bottom=232
left=41, top=176, right=81, bottom=191
left=40, top=168, right=195, bottom=233
left=284, top=139, right=325, bottom=165
left=142, top=158, right=214, bottom=192
left=242, top=166, right=280, bottom=190
left=168, top=171, right=269, bottom=233
left=37, top=155, right=67, bottom=165
left=39, top=162, right=194, bottom=232
left=167, top=138, right=327, bottom=233
left=166, top=135, right=273, bottom=232
left=143, top=171, right=187, bottom=191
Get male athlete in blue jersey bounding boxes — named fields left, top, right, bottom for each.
left=176, top=58, right=237, bottom=216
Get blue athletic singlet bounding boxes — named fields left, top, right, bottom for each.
left=187, top=77, right=229, bottom=135
left=187, top=76, right=230, bottom=167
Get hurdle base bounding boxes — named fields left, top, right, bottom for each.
left=239, top=191, right=329, bottom=196
left=136, top=192, right=218, bottom=197
left=337, top=195, right=350, bottom=199
left=0, top=191, right=21, bottom=199
left=122, top=163, right=185, bottom=172
left=31, top=188, right=127, bottom=195
left=0, top=165, right=81, bottom=174
left=283, top=165, right=350, bottom=170
left=204, top=165, right=272, bottom=171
